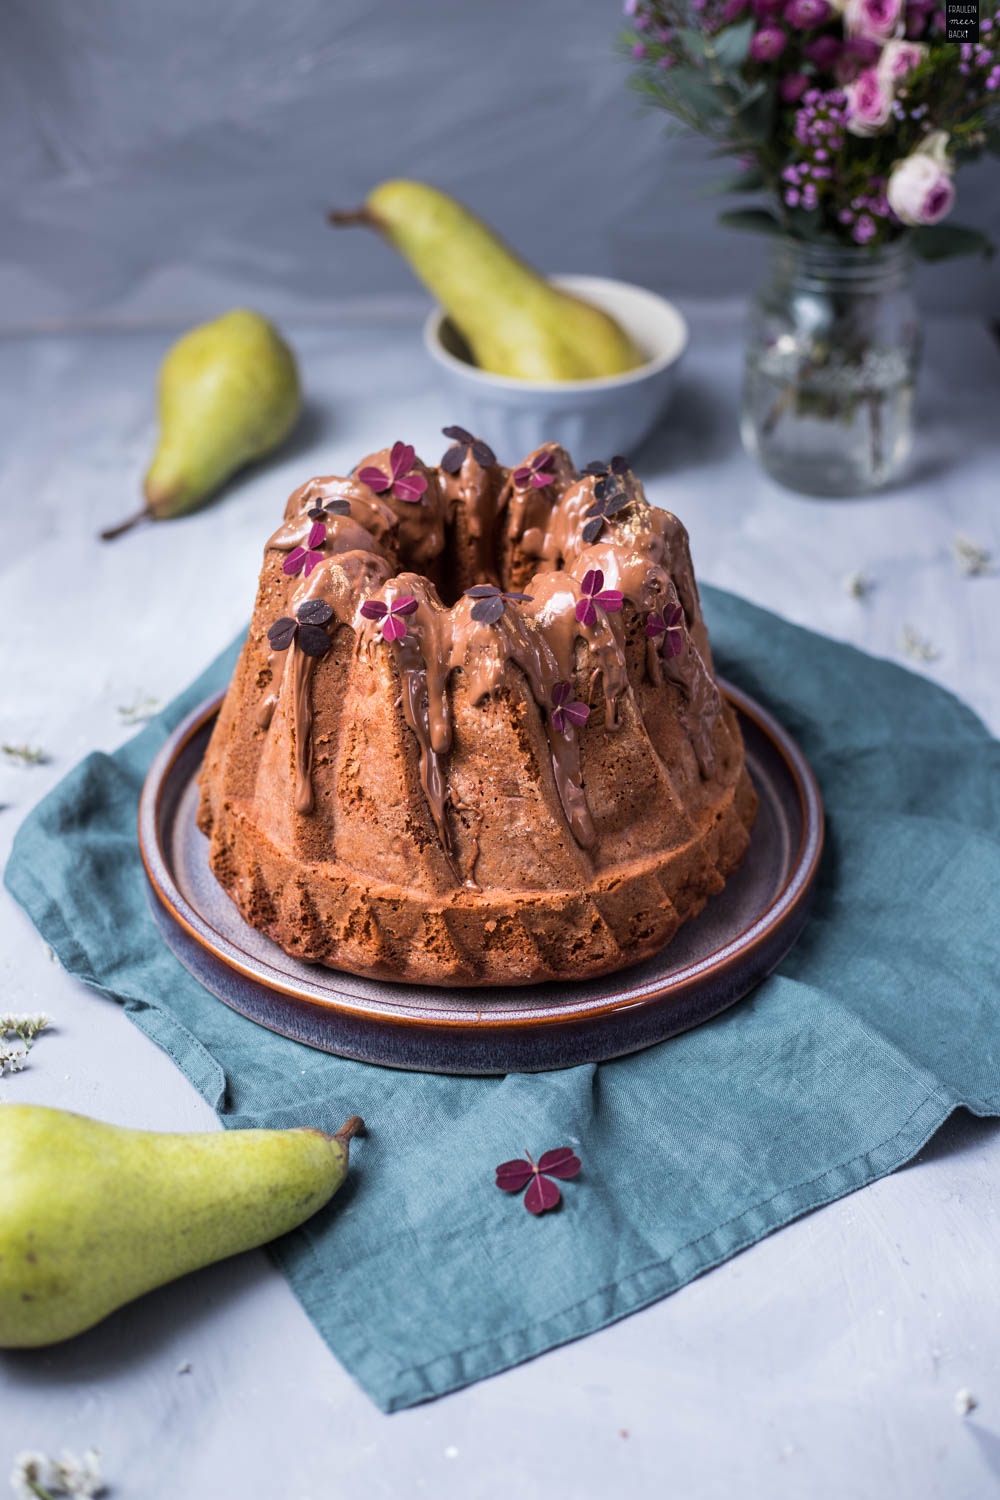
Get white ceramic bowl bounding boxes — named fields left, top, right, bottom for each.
left=423, top=273, right=689, bottom=465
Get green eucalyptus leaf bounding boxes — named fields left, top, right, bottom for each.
left=711, top=18, right=756, bottom=72
left=718, top=207, right=784, bottom=235
left=676, top=26, right=711, bottom=58
left=665, top=67, right=730, bottom=127
left=910, top=223, right=995, bottom=261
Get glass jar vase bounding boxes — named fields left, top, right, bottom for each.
left=740, top=238, right=921, bottom=498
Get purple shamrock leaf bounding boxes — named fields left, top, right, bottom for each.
left=465, top=584, right=533, bottom=625
left=266, top=598, right=335, bottom=657
left=645, top=604, right=685, bottom=659
left=357, top=441, right=429, bottom=504
left=551, top=681, right=591, bottom=733
left=575, top=569, right=624, bottom=627
left=360, top=594, right=419, bottom=643
left=495, top=1147, right=582, bottom=1215
left=308, top=497, right=351, bottom=521
left=512, top=451, right=556, bottom=490
left=283, top=519, right=326, bottom=578
left=440, top=425, right=497, bottom=473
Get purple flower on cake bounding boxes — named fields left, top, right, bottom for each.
left=844, top=0, right=903, bottom=39
left=575, top=569, right=625, bottom=627
left=550, top=683, right=591, bottom=733
left=464, top=584, right=533, bottom=625
left=439, top=425, right=497, bottom=474
left=750, top=24, right=787, bottom=58
left=357, top=442, right=428, bottom=504
left=359, top=594, right=419, bottom=643
left=266, top=599, right=335, bottom=658
left=845, top=66, right=894, bottom=135
left=887, top=136, right=955, bottom=224
left=283, top=519, right=326, bottom=578
left=512, top=451, right=556, bottom=490
left=645, top=604, right=685, bottom=658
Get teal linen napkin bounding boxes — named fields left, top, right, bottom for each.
left=6, top=587, right=1000, bottom=1411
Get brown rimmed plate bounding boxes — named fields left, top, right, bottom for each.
left=139, top=683, right=823, bottom=1075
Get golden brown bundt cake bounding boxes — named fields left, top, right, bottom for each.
left=196, top=434, right=757, bottom=986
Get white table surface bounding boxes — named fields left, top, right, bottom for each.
left=2, top=302, right=998, bottom=1500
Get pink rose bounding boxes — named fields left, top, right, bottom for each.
left=876, top=37, right=926, bottom=84
left=750, top=24, right=787, bottom=57
left=887, top=150, right=955, bottom=224
left=844, top=0, right=903, bottom=38
left=845, top=66, right=893, bottom=134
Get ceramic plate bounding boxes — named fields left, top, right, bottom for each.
left=139, top=683, right=823, bottom=1075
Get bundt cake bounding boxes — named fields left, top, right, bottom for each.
left=196, top=431, right=757, bottom=986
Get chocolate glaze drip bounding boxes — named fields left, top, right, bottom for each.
left=256, top=441, right=725, bottom=865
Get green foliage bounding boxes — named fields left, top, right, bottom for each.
left=717, top=207, right=784, bottom=235
left=910, top=223, right=995, bottom=260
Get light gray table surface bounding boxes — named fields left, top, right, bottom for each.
left=1, top=301, right=998, bottom=1500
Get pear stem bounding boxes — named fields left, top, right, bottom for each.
left=327, top=207, right=378, bottom=230
left=333, top=1116, right=365, bottom=1146
left=100, top=507, right=152, bottom=542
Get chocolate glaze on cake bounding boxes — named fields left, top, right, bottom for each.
left=196, top=437, right=757, bottom=986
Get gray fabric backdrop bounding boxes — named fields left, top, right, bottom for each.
left=2, top=0, right=998, bottom=330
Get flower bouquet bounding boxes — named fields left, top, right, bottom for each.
left=623, top=0, right=1000, bottom=493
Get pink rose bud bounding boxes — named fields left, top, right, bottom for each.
left=887, top=150, right=956, bottom=225
left=845, top=65, right=893, bottom=134
left=876, top=37, right=926, bottom=84
left=844, top=0, right=904, bottom=38
left=750, top=24, right=787, bottom=58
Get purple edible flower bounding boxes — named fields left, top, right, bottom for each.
left=575, top=569, right=625, bottom=628
left=581, top=457, right=632, bottom=543
left=550, top=682, right=591, bottom=733
left=283, top=519, right=326, bottom=578
left=785, top=0, right=832, bottom=24
left=464, top=583, right=533, bottom=625
left=750, top=24, right=787, bottom=59
left=645, top=604, right=685, bottom=658
left=266, top=598, right=335, bottom=658
left=440, top=425, right=497, bottom=474
left=513, top=451, right=556, bottom=490
left=359, top=594, right=419, bottom=643
left=357, top=442, right=428, bottom=504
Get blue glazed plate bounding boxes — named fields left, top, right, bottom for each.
left=139, top=683, right=823, bottom=1075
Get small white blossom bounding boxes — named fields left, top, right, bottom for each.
left=0, top=1043, right=28, bottom=1076
left=953, top=535, right=993, bottom=577
left=11, top=1453, right=49, bottom=1500
left=50, top=1450, right=104, bottom=1499
left=0, top=1014, right=53, bottom=1049
left=954, top=1388, right=978, bottom=1416
left=900, top=626, right=940, bottom=663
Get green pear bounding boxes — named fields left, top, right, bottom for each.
left=0, top=1105, right=362, bottom=1347
left=101, top=308, right=301, bottom=541
left=330, top=180, right=645, bottom=382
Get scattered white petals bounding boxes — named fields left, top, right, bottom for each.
left=117, top=695, right=163, bottom=726
left=954, top=1388, right=978, bottom=1417
left=900, top=626, right=940, bottom=663
left=953, top=535, right=993, bottom=578
left=10, top=1448, right=105, bottom=1498
left=1, top=743, right=48, bottom=767
left=443, top=1447, right=459, bottom=1460
left=844, top=570, right=875, bottom=599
